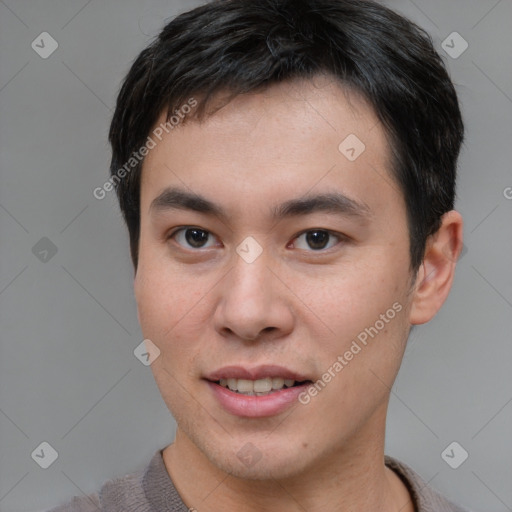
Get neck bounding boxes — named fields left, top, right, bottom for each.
left=162, top=408, right=414, bottom=512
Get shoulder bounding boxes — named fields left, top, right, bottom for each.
left=46, top=449, right=186, bottom=512
left=385, top=455, right=473, bottom=512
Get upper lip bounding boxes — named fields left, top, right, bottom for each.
left=205, top=365, right=311, bottom=382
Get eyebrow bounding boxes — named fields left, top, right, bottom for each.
left=149, top=187, right=372, bottom=223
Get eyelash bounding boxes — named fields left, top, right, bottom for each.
left=167, top=226, right=346, bottom=252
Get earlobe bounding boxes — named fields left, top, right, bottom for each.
left=409, top=210, right=464, bottom=325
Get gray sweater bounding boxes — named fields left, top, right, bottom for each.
left=47, top=450, right=471, bottom=511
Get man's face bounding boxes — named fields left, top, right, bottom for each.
left=135, top=77, right=416, bottom=479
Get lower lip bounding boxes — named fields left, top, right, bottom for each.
left=206, top=380, right=310, bottom=418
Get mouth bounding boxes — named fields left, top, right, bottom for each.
left=214, top=377, right=312, bottom=396
left=204, top=365, right=314, bottom=417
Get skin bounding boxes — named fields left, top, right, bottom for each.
left=134, top=76, right=463, bottom=511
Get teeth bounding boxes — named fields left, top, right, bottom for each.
left=253, top=378, right=272, bottom=393
left=237, top=379, right=254, bottom=393
left=272, top=377, right=285, bottom=389
left=218, top=377, right=300, bottom=394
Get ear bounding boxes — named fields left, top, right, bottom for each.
left=409, top=210, right=464, bottom=325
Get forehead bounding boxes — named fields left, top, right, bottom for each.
left=139, top=77, right=399, bottom=219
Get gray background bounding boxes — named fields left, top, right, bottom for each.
left=0, top=0, right=511, bottom=510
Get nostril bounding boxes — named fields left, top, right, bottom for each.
left=246, top=327, right=276, bottom=340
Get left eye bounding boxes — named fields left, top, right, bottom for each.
left=172, top=227, right=218, bottom=249
left=292, top=230, right=341, bottom=251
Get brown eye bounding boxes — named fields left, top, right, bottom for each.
left=293, top=230, right=342, bottom=251
left=172, top=227, right=216, bottom=249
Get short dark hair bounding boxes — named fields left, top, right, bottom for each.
left=108, top=0, right=464, bottom=273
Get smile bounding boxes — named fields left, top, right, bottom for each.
left=216, top=377, right=310, bottom=396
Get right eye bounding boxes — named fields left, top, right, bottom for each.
left=169, top=227, right=220, bottom=250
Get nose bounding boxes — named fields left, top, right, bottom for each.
left=213, top=250, right=294, bottom=342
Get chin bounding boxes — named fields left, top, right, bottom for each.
left=200, top=433, right=317, bottom=481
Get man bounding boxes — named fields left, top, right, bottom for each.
left=50, top=0, right=471, bottom=510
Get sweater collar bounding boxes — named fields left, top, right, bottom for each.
left=140, top=449, right=461, bottom=512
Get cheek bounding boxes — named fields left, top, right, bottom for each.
left=300, top=257, right=405, bottom=342
left=134, top=263, right=213, bottom=361
left=135, top=272, right=172, bottom=339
